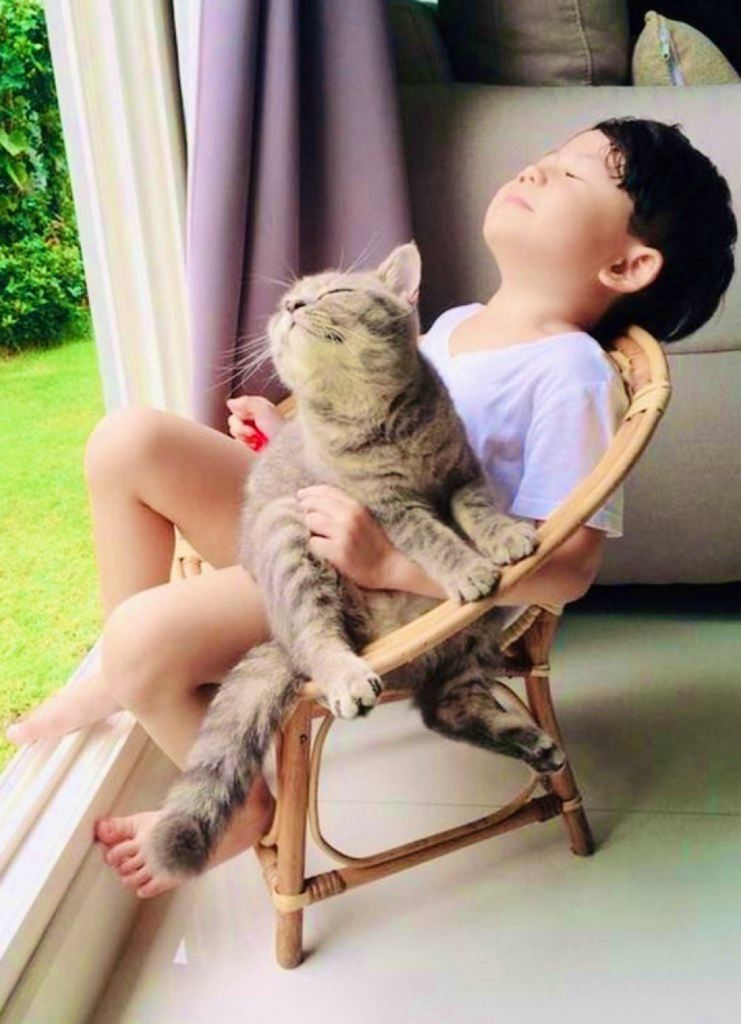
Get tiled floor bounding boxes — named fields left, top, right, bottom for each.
left=91, top=586, right=741, bottom=1024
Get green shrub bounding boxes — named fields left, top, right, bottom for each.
left=0, top=0, right=87, bottom=351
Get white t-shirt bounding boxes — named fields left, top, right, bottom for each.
left=420, top=303, right=629, bottom=538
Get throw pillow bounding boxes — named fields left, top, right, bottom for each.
left=437, top=0, right=631, bottom=86
left=632, top=11, right=741, bottom=85
left=627, top=1, right=741, bottom=76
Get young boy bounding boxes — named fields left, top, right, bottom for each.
left=8, top=118, right=736, bottom=897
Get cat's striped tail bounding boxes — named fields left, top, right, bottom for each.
left=149, top=640, right=297, bottom=876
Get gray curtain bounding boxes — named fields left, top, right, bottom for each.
left=185, top=0, right=412, bottom=429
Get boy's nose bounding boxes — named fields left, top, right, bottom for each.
left=518, top=164, right=545, bottom=186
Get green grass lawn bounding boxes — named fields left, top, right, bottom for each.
left=0, top=323, right=104, bottom=770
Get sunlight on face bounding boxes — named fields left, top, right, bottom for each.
left=483, top=130, right=635, bottom=282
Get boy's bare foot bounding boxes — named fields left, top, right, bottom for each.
left=6, top=671, right=121, bottom=746
left=94, top=776, right=276, bottom=898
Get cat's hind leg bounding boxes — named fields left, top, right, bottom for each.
left=414, top=669, right=564, bottom=774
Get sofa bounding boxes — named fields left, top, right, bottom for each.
left=390, top=3, right=741, bottom=584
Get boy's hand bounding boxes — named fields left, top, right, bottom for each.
left=226, top=396, right=285, bottom=449
left=296, top=485, right=397, bottom=590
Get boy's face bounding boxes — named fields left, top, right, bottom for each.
left=483, top=129, right=637, bottom=285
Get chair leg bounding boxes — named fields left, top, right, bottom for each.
left=274, top=701, right=312, bottom=968
left=526, top=673, right=595, bottom=857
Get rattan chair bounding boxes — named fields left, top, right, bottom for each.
left=175, top=325, right=671, bottom=969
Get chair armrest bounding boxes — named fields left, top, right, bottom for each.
left=297, top=525, right=550, bottom=701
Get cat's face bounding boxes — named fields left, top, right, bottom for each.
left=267, top=243, right=421, bottom=400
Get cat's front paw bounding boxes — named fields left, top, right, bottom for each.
left=320, top=662, right=384, bottom=719
left=484, top=519, right=537, bottom=566
left=444, top=559, right=501, bottom=604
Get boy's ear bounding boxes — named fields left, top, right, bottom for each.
left=377, top=241, right=421, bottom=304
left=599, top=244, right=663, bottom=295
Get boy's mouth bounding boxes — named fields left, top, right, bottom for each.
left=504, top=193, right=533, bottom=211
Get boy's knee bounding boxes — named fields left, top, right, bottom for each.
left=102, top=591, right=174, bottom=711
left=84, top=407, right=172, bottom=489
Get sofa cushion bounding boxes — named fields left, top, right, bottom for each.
left=598, top=349, right=741, bottom=583
left=437, top=0, right=631, bottom=85
left=387, top=1, right=454, bottom=84
left=632, top=11, right=741, bottom=86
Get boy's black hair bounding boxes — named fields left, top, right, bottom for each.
left=591, top=117, right=737, bottom=347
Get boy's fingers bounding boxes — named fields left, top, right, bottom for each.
left=298, top=484, right=359, bottom=514
left=298, top=492, right=349, bottom=523
left=304, top=511, right=336, bottom=538
left=227, top=415, right=249, bottom=438
left=307, top=535, right=336, bottom=564
left=227, top=395, right=274, bottom=414
left=226, top=397, right=253, bottom=418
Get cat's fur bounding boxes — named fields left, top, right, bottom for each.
left=150, top=243, right=564, bottom=876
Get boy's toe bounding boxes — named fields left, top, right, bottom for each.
left=122, top=866, right=152, bottom=891
left=95, top=816, right=135, bottom=844
left=104, top=838, right=139, bottom=867
left=136, top=874, right=178, bottom=899
left=136, top=878, right=162, bottom=899
left=6, top=721, right=33, bottom=745
left=118, top=854, right=146, bottom=877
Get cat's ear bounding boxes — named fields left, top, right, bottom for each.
left=377, top=242, right=421, bottom=305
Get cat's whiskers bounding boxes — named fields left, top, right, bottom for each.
left=334, top=233, right=381, bottom=281
left=233, top=336, right=273, bottom=374
left=233, top=348, right=281, bottom=389
left=208, top=331, right=275, bottom=392
left=248, top=270, right=299, bottom=291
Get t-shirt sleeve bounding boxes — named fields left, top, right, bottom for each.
left=509, top=381, right=625, bottom=538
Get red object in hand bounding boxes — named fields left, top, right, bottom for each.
left=243, top=419, right=269, bottom=452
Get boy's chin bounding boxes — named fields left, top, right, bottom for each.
left=486, top=234, right=594, bottom=283
left=482, top=223, right=539, bottom=261
left=482, top=227, right=508, bottom=264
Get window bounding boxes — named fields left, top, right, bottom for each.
left=0, top=2, right=189, bottom=1014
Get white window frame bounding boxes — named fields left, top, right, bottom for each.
left=1, top=1, right=192, bottom=1017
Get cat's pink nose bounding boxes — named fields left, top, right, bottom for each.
left=284, top=297, right=307, bottom=314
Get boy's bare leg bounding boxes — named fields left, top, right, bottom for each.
left=6, top=672, right=122, bottom=744
left=9, top=407, right=280, bottom=895
left=8, top=408, right=253, bottom=745
left=93, top=564, right=275, bottom=897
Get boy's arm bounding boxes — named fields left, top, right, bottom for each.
left=298, top=485, right=604, bottom=606
left=383, top=523, right=605, bottom=607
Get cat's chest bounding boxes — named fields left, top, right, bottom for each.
left=303, top=442, right=345, bottom=489
left=340, top=442, right=467, bottom=514
left=305, top=408, right=473, bottom=505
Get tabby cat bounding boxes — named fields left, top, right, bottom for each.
left=150, top=242, right=564, bottom=876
